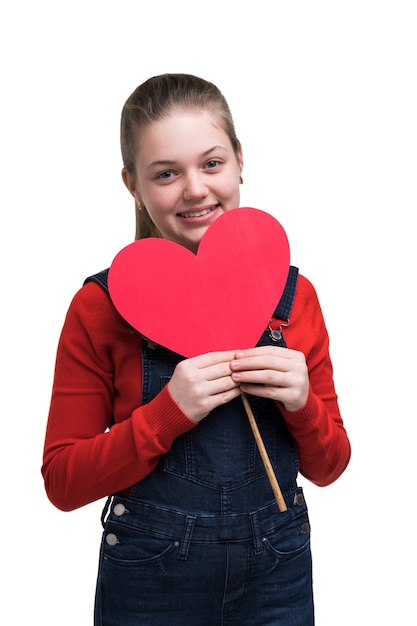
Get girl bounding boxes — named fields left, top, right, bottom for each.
left=42, top=73, right=351, bottom=625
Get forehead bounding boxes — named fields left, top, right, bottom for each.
left=136, top=109, right=232, bottom=160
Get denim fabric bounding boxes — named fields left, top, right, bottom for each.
left=94, top=269, right=314, bottom=624
left=95, top=489, right=313, bottom=625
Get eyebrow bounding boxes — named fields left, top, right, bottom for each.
left=147, top=145, right=228, bottom=170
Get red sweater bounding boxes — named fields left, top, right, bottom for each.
left=42, top=274, right=351, bottom=512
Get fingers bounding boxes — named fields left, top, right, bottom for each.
left=231, top=345, right=304, bottom=367
left=229, top=346, right=309, bottom=412
left=168, top=351, right=241, bottom=423
left=188, top=350, right=239, bottom=370
left=168, top=346, right=309, bottom=422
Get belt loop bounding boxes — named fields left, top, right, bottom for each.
left=249, top=511, right=264, bottom=555
left=177, top=515, right=196, bottom=561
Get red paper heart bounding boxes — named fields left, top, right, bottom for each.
left=108, top=207, right=290, bottom=357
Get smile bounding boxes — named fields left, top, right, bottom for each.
left=178, top=206, right=217, bottom=218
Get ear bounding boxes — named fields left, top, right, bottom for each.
left=237, top=143, right=244, bottom=172
left=122, top=168, right=141, bottom=203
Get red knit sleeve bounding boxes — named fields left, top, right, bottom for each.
left=41, top=283, right=196, bottom=512
left=278, top=275, right=351, bottom=486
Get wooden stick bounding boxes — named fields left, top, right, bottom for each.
left=241, top=392, right=287, bottom=512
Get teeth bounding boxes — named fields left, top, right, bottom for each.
left=180, top=208, right=213, bottom=218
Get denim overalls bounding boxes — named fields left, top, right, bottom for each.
left=92, top=266, right=314, bottom=625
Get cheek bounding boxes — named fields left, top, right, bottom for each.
left=143, top=187, right=174, bottom=214
left=223, top=165, right=242, bottom=202
left=224, top=179, right=241, bottom=207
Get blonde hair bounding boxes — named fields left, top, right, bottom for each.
left=120, top=73, right=241, bottom=240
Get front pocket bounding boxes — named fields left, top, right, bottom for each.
left=102, top=523, right=178, bottom=567
left=262, top=512, right=311, bottom=561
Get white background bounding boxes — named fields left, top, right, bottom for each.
left=1, top=1, right=416, bottom=623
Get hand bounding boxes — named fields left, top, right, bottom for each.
left=168, top=351, right=242, bottom=423
left=229, top=346, right=309, bottom=412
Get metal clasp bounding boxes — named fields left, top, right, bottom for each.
left=268, top=319, right=290, bottom=342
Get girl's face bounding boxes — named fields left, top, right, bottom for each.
left=123, top=109, right=243, bottom=253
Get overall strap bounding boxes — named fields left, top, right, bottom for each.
left=273, top=265, right=299, bottom=321
left=83, top=269, right=109, bottom=291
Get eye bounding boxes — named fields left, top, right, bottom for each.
left=205, top=159, right=221, bottom=170
left=157, top=170, right=175, bottom=179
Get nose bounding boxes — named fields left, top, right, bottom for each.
left=183, top=172, right=208, bottom=201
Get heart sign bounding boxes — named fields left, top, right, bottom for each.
left=108, top=207, right=290, bottom=358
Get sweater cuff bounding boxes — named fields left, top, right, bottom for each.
left=278, top=387, right=321, bottom=434
left=132, top=385, right=197, bottom=453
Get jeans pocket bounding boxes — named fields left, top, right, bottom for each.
left=102, top=523, right=178, bottom=567
left=262, top=512, right=311, bottom=561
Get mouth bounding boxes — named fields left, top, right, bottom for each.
left=177, top=205, right=218, bottom=218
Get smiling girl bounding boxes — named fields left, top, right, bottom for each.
left=42, top=74, right=350, bottom=625
left=123, top=108, right=242, bottom=253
